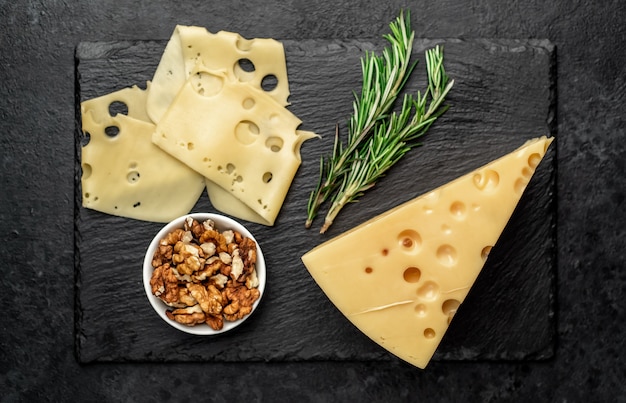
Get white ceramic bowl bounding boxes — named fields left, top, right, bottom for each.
left=143, top=212, right=266, bottom=335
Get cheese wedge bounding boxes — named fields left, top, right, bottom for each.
left=301, top=136, right=554, bottom=369
left=153, top=66, right=317, bottom=226
left=147, top=25, right=291, bottom=124
left=80, top=86, right=205, bottom=222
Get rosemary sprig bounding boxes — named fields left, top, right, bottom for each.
left=305, top=10, right=416, bottom=228
left=319, top=45, right=454, bottom=233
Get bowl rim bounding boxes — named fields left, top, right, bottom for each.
left=143, top=212, right=266, bottom=335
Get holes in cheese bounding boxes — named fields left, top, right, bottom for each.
left=190, top=71, right=224, bottom=97
left=403, top=267, right=421, bottom=283
left=104, top=125, right=120, bottom=138
left=108, top=101, right=128, bottom=116
left=147, top=26, right=291, bottom=124
left=301, top=136, right=554, bottom=369
left=473, top=169, right=500, bottom=191
left=234, top=58, right=256, bottom=83
left=154, top=63, right=318, bottom=226
left=80, top=86, right=205, bottom=222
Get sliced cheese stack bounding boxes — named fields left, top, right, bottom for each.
left=301, top=136, right=554, bottom=369
left=80, top=26, right=316, bottom=224
left=153, top=66, right=317, bottom=226
left=80, top=86, right=206, bottom=222
left=148, top=26, right=317, bottom=226
left=147, top=25, right=291, bottom=123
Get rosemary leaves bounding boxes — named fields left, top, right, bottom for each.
left=305, top=10, right=454, bottom=233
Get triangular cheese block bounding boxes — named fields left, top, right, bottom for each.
left=301, top=136, right=554, bottom=369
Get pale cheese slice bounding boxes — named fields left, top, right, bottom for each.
left=80, top=86, right=205, bottom=222
left=301, top=136, right=554, bottom=369
left=147, top=25, right=290, bottom=124
left=153, top=66, right=317, bottom=226
left=204, top=130, right=317, bottom=225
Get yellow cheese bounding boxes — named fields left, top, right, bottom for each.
left=80, top=86, right=205, bottom=222
left=147, top=25, right=290, bottom=124
left=153, top=66, right=317, bottom=226
left=301, top=136, right=554, bottom=369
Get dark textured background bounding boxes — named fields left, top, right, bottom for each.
left=1, top=1, right=624, bottom=401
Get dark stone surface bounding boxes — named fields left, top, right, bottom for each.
left=75, top=38, right=556, bottom=363
left=1, top=1, right=624, bottom=401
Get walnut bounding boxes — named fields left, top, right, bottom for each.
left=166, top=305, right=206, bottom=326
left=245, top=269, right=259, bottom=289
left=150, top=218, right=261, bottom=330
left=209, top=273, right=229, bottom=289
left=177, top=285, right=197, bottom=307
left=205, top=314, right=224, bottom=330
left=184, top=217, right=205, bottom=239
left=150, top=263, right=179, bottom=305
left=160, top=228, right=185, bottom=246
left=230, top=249, right=244, bottom=281
left=173, top=243, right=203, bottom=275
left=152, top=244, right=173, bottom=268
left=221, top=285, right=260, bottom=322
left=199, top=229, right=228, bottom=253
left=192, top=257, right=223, bottom=282
left=188, top=283, right=223, bottom=316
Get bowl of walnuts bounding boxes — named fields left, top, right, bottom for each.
left=143, top=212, right=265, bottom=335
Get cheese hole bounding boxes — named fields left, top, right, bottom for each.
left=522, top=166, right=533, bottom=178
left=436, top=244, right=458, bottom=266
left=266, top=136, right=284, bottom=152
left=398, top=229, right=422, bottom=253
left=191, top=71, right=224, bottom=97
left=235, top=175, right=243, bottom=183
left=481, top=246, right=492, bottom=261
left=442, top=299, right=460, bottom=317
left=108, top=101, right=128, bottom=117
left=234, top=58, right=255, bottom=82
left=423, top=328, right=436, bottom=339
left=441, top=224, right=452, bottom=235
left=81, top=163, right=92, bottom=180
left=450, top=201, right=466, bottom=219
left=242, top=97, right=255, bottom=110
left=403, top=267, right=421, bottom=283
left=417, top=281, right=440, bottom=301
left=381, top=248, right=389, bottom=256
left=234, top=120, right=260, bottom=145
left=226, top=163, right=236, bottom=174
left=528, top=152, right=542, bottom=168
left=261, top=74, right=278, bottom=92
left=236, top=37, right=253, bottom=51
left=104, top=125, right=119, bottom=138
left=364, top=267, right=373, bottom=274
left=414, top=304, right=427, bottom=316
left=514, top=177, right=528, bottom=194
left=127, top=171, right=140, bottom=184
left=81, top=132, right=91, bottom=147
left=187, top=142, right=195, bottom=151
left=473, top=169, right=499, bottom=191
left=262, top=172, right=273, bottom=183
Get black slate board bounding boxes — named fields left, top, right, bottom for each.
left=75, top=37, right=557, bottom=363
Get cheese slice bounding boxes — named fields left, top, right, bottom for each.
left=153, top=66, right=317, bottom=226
left=147, top=25, right=290, bottom=124
left=301, top=136, right=554, bottom=369
left=204, top=130, right=317, bottom=225
left=80, top=86, right=205, bottom=222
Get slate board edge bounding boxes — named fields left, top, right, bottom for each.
left=73, top=37, right=558, bottom=364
